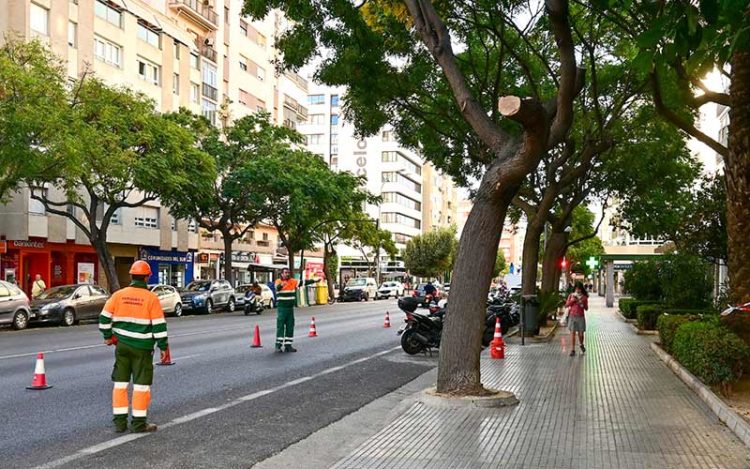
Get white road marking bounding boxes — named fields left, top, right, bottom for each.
left=33, top=346, right=400, bottom=469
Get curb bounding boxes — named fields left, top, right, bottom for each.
left=650, top=342, right=750, bottom=448
left=421, top=387, right=519, bottom=408
left=629, top=322, right=658, bottom=335
left=506, top=322, right=558, bottom=342
left=615, top=310, right=637, bottom=324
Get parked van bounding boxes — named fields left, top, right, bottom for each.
left=339, top=277, right=378, bottom=302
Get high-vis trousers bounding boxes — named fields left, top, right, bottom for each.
left=111, top=341, right=154, bottom=430
left=275, top=304, right=295, bottom=350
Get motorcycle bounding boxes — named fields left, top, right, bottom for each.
left=243, top=292, right=265, bottom=315
left=397, top=297, right=444, bottom=355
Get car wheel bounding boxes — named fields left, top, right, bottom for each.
left=12, top=311, right=29, bottom=330
left=61, top=309, right=76, bottom=327
left=205, top=299, right=213, bottom=314
left=226, top=297, right=236, bottom=312
left=173, top=303, right=183, bottom=318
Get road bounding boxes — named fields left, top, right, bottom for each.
left=0, top=300, right=435, bottom=469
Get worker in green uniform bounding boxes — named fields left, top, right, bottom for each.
left=274, top=268, right=317, bottom=353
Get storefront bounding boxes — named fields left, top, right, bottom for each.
left=0, top=239, right=99, bottom=297
left=109, top=244, right=139, bottom=290
left=138, top=247, right=195, bottom=288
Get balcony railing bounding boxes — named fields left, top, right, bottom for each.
left=199, top=44, right=217, bottom=63
left=169, top=0, right=218, bottom=30
left=283, top=95, right=309, bottom=120
left=202, top=83, right=218, bottom=101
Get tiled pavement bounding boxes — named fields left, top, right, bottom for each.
left=333, top=296, right=750, bottom=469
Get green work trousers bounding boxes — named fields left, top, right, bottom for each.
left=276, top=303, right=295, bottom=350
left=111, top=341, right=154, bottom=430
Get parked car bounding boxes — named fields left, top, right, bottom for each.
left=0, top=280, right=32, bottom=330
left=376, top=281, right=404, bottom=300
left=30, top=284, right=109, bottom=326
left=413, top=282, right=442, bottom=298
left=149, top=284, right=183, bottom=317
left=179, top=280, right=236, bottom=314
left=236, top=284, right=275, bottom=308
left=339, top=277, right=378, bottom=302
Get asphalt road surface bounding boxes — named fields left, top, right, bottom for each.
left=0, top=300, right=435, bottom=469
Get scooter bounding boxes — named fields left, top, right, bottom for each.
left=243, top=292, right=264, bottom=315
left=397, top=297, right=445, bottom=355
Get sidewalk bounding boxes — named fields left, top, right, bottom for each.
left=333, top=296, right=750, bottom=469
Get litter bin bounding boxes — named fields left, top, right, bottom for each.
left=317, top=284, right=328, bottom=304
left=522, top=295, right=540, bottom=336
left=307, top=285, right=318, bottom=306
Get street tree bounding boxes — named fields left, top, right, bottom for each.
left=346, top=220, right=398, bottom=280
left=493, top=250, right=508, bottom=279
left=166, top=110, right=296, bottom=284
left=245, top=0, right=583, bottom=395
left=0, top=39, right=69, bottom=200
left=598, top=0, right=750, bottom=302
left=402, top=226, right=457, bottom=280
left=26, top=79, right=212, bottom=291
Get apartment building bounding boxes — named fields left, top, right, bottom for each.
left=299, top=84, right=459, bottom=281
left=0, top=0, right=309, bottom=291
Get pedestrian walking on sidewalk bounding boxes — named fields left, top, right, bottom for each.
left=31, top=274, right=46, bottom=299
left=274, top=268, right=317, bottom=353
left=99, top=260, right=168, bottom=433
left=565, top=281, right=588, bottom=356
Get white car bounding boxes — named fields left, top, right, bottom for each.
left=149, top=284, right=183, bottom=317
left=376, top=281, right=404, bottom=299
left=236, top=284, right=275, bottom=308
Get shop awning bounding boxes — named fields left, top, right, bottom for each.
left=246, top=263, right=288, bottom=272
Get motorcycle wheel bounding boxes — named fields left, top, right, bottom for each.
left=401, top=329, right=426, bottom=355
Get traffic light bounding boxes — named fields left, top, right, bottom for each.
left=561, top=257, right=568, bottom=270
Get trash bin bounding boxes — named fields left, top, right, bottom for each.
left=522, top=294, right=540, bottom=336
left=307, top=285, right=318, bottom=306
left=317, top=284, right=328, bottom=304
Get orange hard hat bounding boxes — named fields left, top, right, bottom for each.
left=129, top=260, right=152, bottom=276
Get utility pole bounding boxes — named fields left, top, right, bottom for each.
left=375, top=219, right=381, bottom=284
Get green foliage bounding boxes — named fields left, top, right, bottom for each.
left=636, top=304, right=664, bottom=330
left=618, top=298, right=634, bottom=317
left=402, top=226, right=457, bottom=278
left=619, top=299, right=661, bottom=320
left=0, top=39, right=70, bottom=200
left=672, top=175, right=727, bottom=263
left=659, top=252, right=713, bottom=308
left=492, top=250, right=507, bottom=278
left=537, top=290, right=565, bottom=316
left=566, top=208, right=605, bottom=275
left=672, top=321, right=750, bottom=391
left=624, top=260, right=663, bottom=301
left=657, top=314, right=700, bottom=353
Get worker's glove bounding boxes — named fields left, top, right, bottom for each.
left=160, top=350, right=168, bottom=362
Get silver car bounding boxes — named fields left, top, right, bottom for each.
left=0, top=280, right=31, bottom=330
left=149, top=284, right=183, bottom=317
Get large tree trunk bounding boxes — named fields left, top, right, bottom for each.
left=521, top=219, right=545, bottom=295
left=727, top=50, right=750, bottom=304
left=436, top=181, right=512, bottom=395
left=541, top=231, right=568, bottom=294
left=323, top=245, right=336, bottom=300
left=92, top=234, right=120, bottom=292
left=223, top=233, right=234, bottom=286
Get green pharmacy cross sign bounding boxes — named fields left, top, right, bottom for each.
left=586, top=256, right=599, bottom=271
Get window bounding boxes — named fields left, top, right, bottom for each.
left=190, top=52, right=200, bottom=70
left=137, top=23, right=160, bottom=48
left=382, top=130, right=393, bottom=142
left=256, top=32, right=267, bottom=47
left=262, top=232, right=269, bottom=241
left=330, top=114, right=339, bottom=125
left=224, top=6, right=230, bottom=23
left=186, top=83, right=198, bottom=104
left=256, top=99, right=266, bottom=112
left=238, top=89, right=249, bottom=106
left=202, top=99, right=217, bottom=125
left=308, top=113, right=324, bottom=125
left=330, top=144, right=338, bottom=155
left=256, top=66, right=265, bottom=81
left=240, top=20, right=248, bottom=36
left=330, top=156, right=339, bottom=167
left=171, top=217, right=177, bottom=231
left=28, top=190, right=46, bottom=215
left=68, top=22, right=77, bottom=48
left=394, top=233, right=413, bottom=244
left=173, top=41, right=181, bottom=60
left=30, top=3, right=49, bottom=35
left=306, top=134, right=324, bottom=145
left=173, top=73, right=180, bottom=95
left=308, top=94, right=325, bottom=105
left=382, top=172, right=422, bottom=193
left=203, top=61, right=218, bottom=87
left=330, top=133, right=338, bottom=144
left=331, top=94, right=340, bottom=106
left=383, top=192, right=421, bottom=211
left=382, top=151, right=398, bottom=162
left=380, top=212, right=421, bottom=229
left=110, top=208, right=121, bottom=225
left=239, top=60, right=247, bottom=71
left=134, top=207, right=159, bottom=229
left=382, top=151, right=421, bottom=175
left=94, top=36, right=121, bottom=67
left=137, top=58, right=160, bottom=85
left=95, top=0, right=122, bottom=28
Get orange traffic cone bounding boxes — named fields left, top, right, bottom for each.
left=27, top=352, right=53, bottom=390
left=308, top=317, right=318, bottom=337
left=156, top=346, right=175, bottom=366
left=384, top=311, right=391, bottom=328
left=490, top=317, right=505, bottom=360
left=251, top=324, right=262, bottom=348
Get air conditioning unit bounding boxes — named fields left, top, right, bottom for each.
left=204, top=37, right=214, bottom=47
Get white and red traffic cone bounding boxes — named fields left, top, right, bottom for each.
left=156, top=346, right=175, bottom=366
left=27, top=352, right=53, bottom=390
left=308, top=317, right=318, bottom=337
left=490, top=317, right=505, bottom=360
left=384, top=311, right=391, bottom=328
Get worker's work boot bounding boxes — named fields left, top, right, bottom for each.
left=113, top=415, right=128, bottom=433
left=131, top=417, right=157, bottom=433
left=284, top=346, right=297, bottom=353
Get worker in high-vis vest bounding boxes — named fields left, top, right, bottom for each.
left=274, top=268, right=317, bottom=352
left=99, top=260, right=168, bottom=433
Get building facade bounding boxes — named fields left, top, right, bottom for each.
left=0, top=0, right=309, bottom=290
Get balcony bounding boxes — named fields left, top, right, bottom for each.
left=283, top=95, right=308, bottom=120
left=199, top=43, right=217, bottom=63
left=202, top=83, right=218, bottom=101
left=169, top=0, right=218, bottom=31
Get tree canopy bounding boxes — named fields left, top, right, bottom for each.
left=402, top=226, right=457, bottom=279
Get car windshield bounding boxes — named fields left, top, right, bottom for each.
left=36, top=285, right=78, bottom=300
left=347, top=279, right=366, bottom=287
left=185, top=281, right=211, bottom=292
